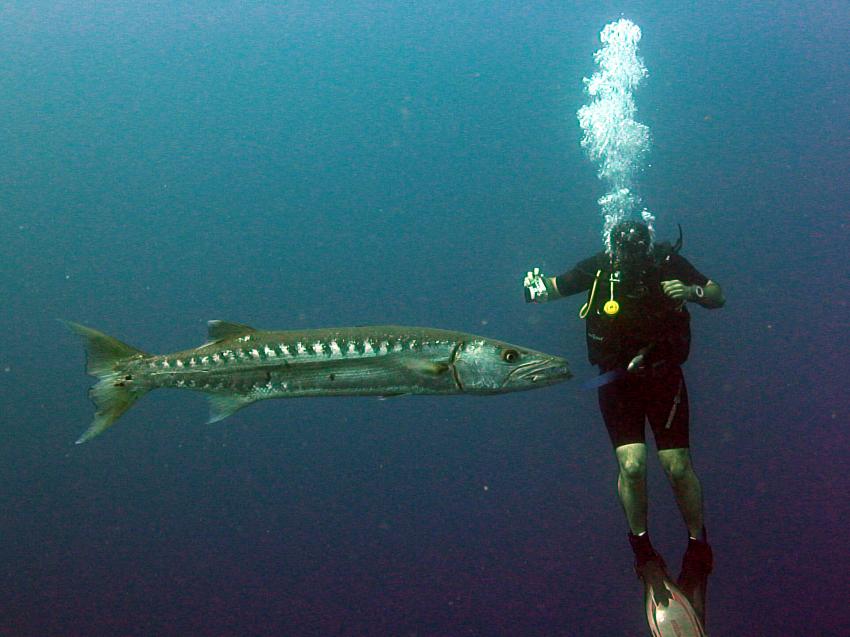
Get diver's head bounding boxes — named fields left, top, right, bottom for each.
left=610, top=219, right=652, bottom=270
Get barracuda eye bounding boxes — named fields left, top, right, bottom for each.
left=502, top=349, right=520, bottom=363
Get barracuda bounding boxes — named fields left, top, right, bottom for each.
left=65, top=320, right=572, bottom=444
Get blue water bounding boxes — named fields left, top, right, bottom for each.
left=1, top=2, right=847, bottom=635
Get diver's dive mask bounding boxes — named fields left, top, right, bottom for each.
left=611, top=220, right=652, bottom=272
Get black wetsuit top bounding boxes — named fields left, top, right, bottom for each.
left=555, top=249, right=709, bottom=370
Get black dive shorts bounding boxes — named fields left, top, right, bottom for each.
left=597, top=364, right=689, bottom=450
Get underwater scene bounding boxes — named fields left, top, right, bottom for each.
left=1, top=2, right=847, bottom=635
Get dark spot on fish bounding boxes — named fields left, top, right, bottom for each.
left=114, top=374, right=133, bottom=387
left=329, top=373, right=336, bottom=381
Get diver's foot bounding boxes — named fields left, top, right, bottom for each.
left=677, top=533, right=713, bottom=625
left=682, top=535, right=713, bottom=575
left=629, top=533, right=674, bottom=607
left=637, top=555, right=673, bottom=608
left=629, top=532, right=664, bottom=573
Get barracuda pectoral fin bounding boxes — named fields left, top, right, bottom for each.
left=398, top=358, right=451, bottom=376
left=207, top=394, right=257, bottom=424
left=376, top=357, right=451, bottom=397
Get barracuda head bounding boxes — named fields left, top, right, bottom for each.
left=452, top=339, right=572, bottom=393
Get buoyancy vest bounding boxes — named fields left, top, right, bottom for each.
left=582, top=243, right=692, bottom=370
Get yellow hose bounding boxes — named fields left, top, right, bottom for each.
left=579, top=270, right=602, bottom=319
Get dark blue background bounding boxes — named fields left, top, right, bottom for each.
left=1, top=2, right=847, bottom=635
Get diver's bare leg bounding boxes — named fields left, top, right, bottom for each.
left=615, top=443, right=648, bottom=534
left=657, top=447, right=704, bottom=538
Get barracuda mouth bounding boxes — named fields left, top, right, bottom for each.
left=506, top=357, right=571, bottom=386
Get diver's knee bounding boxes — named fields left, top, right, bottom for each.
left=616, top=444, right=647, bottom=482
left=618, top=456, right=646, bottom=482
left=660, top=451, right=693, bottom=483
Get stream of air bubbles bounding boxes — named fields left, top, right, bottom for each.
left=577, top=19, right=655, bottom=253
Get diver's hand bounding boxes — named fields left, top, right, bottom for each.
left=524, top=268, right=555, bottom=303
left=661, top=279, right=696, bottom=303
left=627, top=345, right=654, bottom=374
left=627, top=352, right=646, bottom=373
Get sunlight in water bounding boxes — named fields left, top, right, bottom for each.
left=577, top=19, right=655, bottom=253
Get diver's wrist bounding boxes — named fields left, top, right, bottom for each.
left=688, top=285, right=704, bottom=303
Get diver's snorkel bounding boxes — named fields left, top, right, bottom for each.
left=672, top=223, right=683, bottom=255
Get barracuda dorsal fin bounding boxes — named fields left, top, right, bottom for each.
left=207, top=320, right=258, bottom=342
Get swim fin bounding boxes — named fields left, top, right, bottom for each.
left=639, top=555, right=706, bottom=637
left=677, top=533, right=713, bottom=627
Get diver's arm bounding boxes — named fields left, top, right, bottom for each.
left=661, top=279, right=725, bottom=309
left=547, top=276, right=564, bottom=300
left=525, top=257, right=597, bottom=303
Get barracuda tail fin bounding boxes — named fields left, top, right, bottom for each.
left=62, top=321, right=151, bottom=444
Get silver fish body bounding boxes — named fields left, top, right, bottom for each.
left=66, top=320, right=571, bottom=443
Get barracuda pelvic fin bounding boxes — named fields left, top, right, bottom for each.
left=208, top=394, right=256, bottom=424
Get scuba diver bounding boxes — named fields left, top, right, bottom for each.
left=523, top=219, right=724, bottom=627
